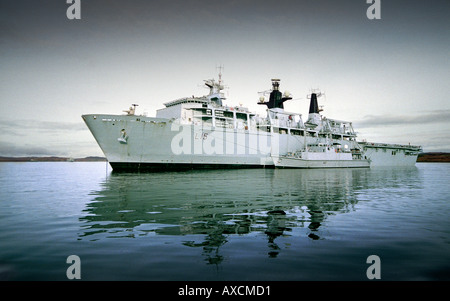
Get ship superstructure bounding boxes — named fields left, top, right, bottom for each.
left=82, top=72, right=422, bottom=171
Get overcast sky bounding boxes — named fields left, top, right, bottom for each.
left=1, top=0, right=449, bottom=157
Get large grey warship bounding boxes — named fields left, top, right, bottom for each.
left=82, top=72, right=422, bottom=171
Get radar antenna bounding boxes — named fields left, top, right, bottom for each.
left=257, top=79, right=292, bottom=109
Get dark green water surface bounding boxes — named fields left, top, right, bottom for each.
left=0, top=162, right=449, bottom=280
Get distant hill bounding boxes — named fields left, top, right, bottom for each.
left=417, top=152, right=450, bottom=163
left=0, top=156, right=107, bottom=162
left=74, top=156, right=108, bottom=162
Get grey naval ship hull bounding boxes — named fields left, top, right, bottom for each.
left=82, top=114, right=285, bottom=172
left=82, top=76, right=422, bottom=172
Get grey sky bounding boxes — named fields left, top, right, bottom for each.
left=1, top=0, right=449, bottom=157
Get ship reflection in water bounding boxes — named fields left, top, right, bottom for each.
left=78, top=167, right=417, bottom=264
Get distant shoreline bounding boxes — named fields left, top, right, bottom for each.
left=0, top=156, right=107, bottom=162
left=0, top=153, right=449, bottom=163
left=416, top=152, right=450, bottom=163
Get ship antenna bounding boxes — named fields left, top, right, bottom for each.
left=217, top=64, right=224, bottom=86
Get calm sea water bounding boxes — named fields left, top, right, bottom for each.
left=0, top=162, right=449, bottom=281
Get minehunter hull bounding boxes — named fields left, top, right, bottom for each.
left=272, top=156, right=370, bottom=169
